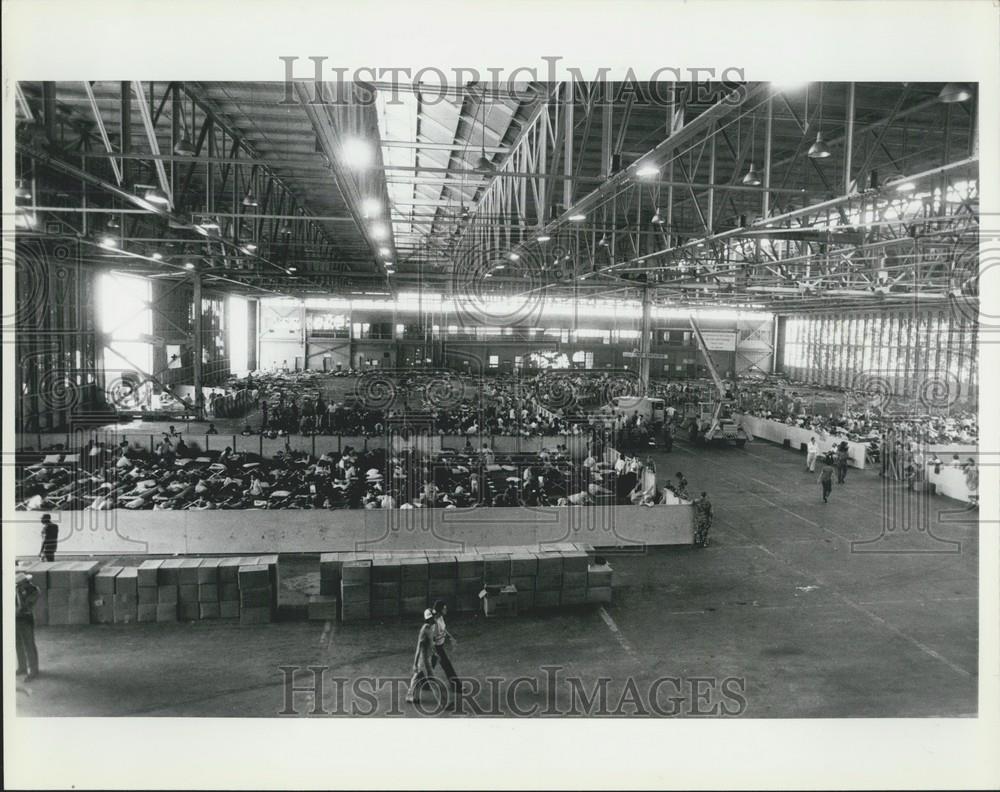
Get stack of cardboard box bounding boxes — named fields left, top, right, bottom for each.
left=156, top=559, right=183, bottom=622
left=340, top=557, right=372, bottom=623
left=137, top=559, right=162, bottom=622
left=196, top=558, right=221, bottom=620
left=533, top=550, right=563, bottom=609
left=218, top=558, right=242, bottom=618
left=22, top=561, right=57, bottom=625
left=586, top=563, right=614, bottom=604
left=509, top=551, right=538, bottom=612
left=559, top=548, right=590, bottom=606
left=370, top=555, right=402, bottom=618
left=238, top=563, right=272, bottom=624
left=48, top=561, right=100, bottom=625
left=91, top=566, right=121, bottom=624
left=177, top=559, right=203, bottom=621
left=114, top=567, right=139, bottom=624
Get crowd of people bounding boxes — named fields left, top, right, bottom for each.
left=15, top=431, right=694, bottom=512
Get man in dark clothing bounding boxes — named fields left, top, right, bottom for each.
left=694, top=492, right=713, bottom=547
left=818, top=456, right=835, bottom=503
left=836, top=442, right=850, bottom=484
left=39, top=514, right=58, bottom=561
left=16, top=572, right=40, bottom=679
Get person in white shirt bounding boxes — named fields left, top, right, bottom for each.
left=806, top=437, right=819, bottom=472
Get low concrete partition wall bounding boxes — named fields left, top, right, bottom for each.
left=736, top=415, right=868, bottom=469
left=12, top=504, right=694, bottom=557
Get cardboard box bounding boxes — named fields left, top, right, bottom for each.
left=238, top=564, right=269, bottom=589
left=90, top=593, right=114, bottom=624
left=510, top=575, right=536, bottom=592
left=560, top=588, right=586, bottom=606
left=340, top=582, right=370, bottom=605
left=341, top=601, right=370, bottom=623
left=371, top=599, right=400, bottom=619
left=457, top=593, right=481, bottom=613
left=240, top=606, right=272, bottom=625
left=157, top=585, right=179, bottom=605
left=401, top=596, right=426, bottom=616
left=113, top=593, right=137, bottom=624
left=319, top=552, right=344, bottom=594
left=137, top=603, right=158, bottom=623
left=587, top=563, right=613, bottom=588
left=399, top=557, right=429, bottom=581
left=220, top=600, right=240, bottom=619
left=68, top=589, right=91, bottom=624
left=457, top=578, right=483, bottom=597
left=197, top=558, right=221, bottom=584
left=178, top=602, right=200, bottom=621
left=240, top=588, right=271, bottom=608
left=307, top=594, right=338, bottom=621
left=67, top=561, right=103, bottom=589
left=481, top=585, right=517, bottom=617
left=199, top=602, right=221, bottom=620
left=94, top=566, right=122, bottom=595
left=341, top=560, right=372, bottom=585
left=221, top=583, right=240, bottom=602
left=178, top=559, right=202, bottom=585
left=562, top=571, right=588, bottom=590
left=371, top=558, right=402, bottom=584
left=372, top=581, right=400, bottom=600
left=115, top=567, right=139, bottom=596
left=138, top=586, right=159, bottom=605
left=534, top=552, right=563, bottom=577
left=178, top=584, right=200, bottom=603
left=218, top=557, right=242, bottom=583
left=401, top=579, right=428, bottom=598
left=137, top=559, right=162, bottom=588
left=198, top=583, right=219, bottom=602
left=533, top=589, right=561, bottom=609
left=515, top=588, right=535, bottom=612
left=586, top=586, right=613, bottom=604
left=559, top=550, right=590, bottom=574
left=156, top=603, right=178, bottom=622
left=33, top=589, right=49, bottom=626
left=158, top=559, right=184, bottom=586
left=455, top=553, right=484, bottom=580
left=427, top=554, right=457, bottom=579
left=509, top=552, right=538, bottom=577
left=23, top=561, right=57, bottom=589
left=428, top=578, right=457, bottom=598
left=483, top=554, right=511, bottom=586
left=45, top=562, right=76, bottom=589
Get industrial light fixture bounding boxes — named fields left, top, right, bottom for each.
left=508, top=253, right=520, bottom=261
left=142, top=184, right=170, bottom=205
left=288, top=266, right=298, bottom=273
left=106, top=215, right=121, bottom=230
left=15, top=180, right=32, bottom=200
left=536, top=234, right=551, bottom=243
left=378, top=246, right=391, bottom=256
left=494, top=263, right=506, bottom=270
left=362, top=197, right=381, bottom=217
left=184, top=261, right=195, bottom=270
left=807, top=131, right=831, bottom=159
left=99, top=235, right=118, bottom=250
left=895, top=181, right=916, bottom=193
left=650, top=207, right=664, bottom=225
left=938, top=82, right=972, bottom=103
left=598, top=234, right=609, bottom=247
left=174, top=134, right=196, bottom=157
left=383, top=260, right=393, bottom=267
left=742, top=165, right=762, bottom=186
left=342, top=137, right=374, bottom=169
left=460, top=204, right=470, bottom=221
left=151, top=252, right=164, bottom=261
left=280, top=220, right=292, bottom=236
left=636, top=164, right=659, bottom=179
left=243, top=242, right=258, bottom=253
left=475, top=97, right=496, bottom=174
left=242, top=188, right=259, bottom=208
left=569, top=212, right=586, bottom=222
left=370, top=223, right=389, bottom=240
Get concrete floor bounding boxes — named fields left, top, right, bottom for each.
left=16, top=437, right=978, bottom=717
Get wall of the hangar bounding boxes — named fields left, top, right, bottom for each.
left=149, top=281, right=230, bottom=389
left=15, top=242, right=107, bottom=433
left=776, top=306, right=978, bottom=408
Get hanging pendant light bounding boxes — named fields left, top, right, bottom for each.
left=15, top=180, right=32, bottom=200
left=173, top=134, right=196, bottom=156
left=106, top=214, right=121, bottom=230
left=475, top=93, right=496, bottom=174
left=242, top=188, right=259, bottom=208
left=143, top=185, right=170, bottom=206
left=598, top=233, right=609, bottom=247
left=808, top=131, right=831, bottom=159
left=938, top=82, right=972, bottom=103
left=742, top=165, right=762, bottom=186
left=650, top=207, right=664, bottom=225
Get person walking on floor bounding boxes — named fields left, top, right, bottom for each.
left=836, top=442, right=850, bottom=485
left=16, top=572, right=40, bottom=680
left=818, top=454, right=835, bottom=503
left=694, top=491, right=714, bottom=548
left=806, top=437, right=818, bottom=473
left=430, top=600, right=460, bottom=706
left=406, top=610, right=438, bottom=704
left=39, top=514, right=58, bottom=561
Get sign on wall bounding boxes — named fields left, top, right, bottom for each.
left=699, top=331, right=737, bottom=351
